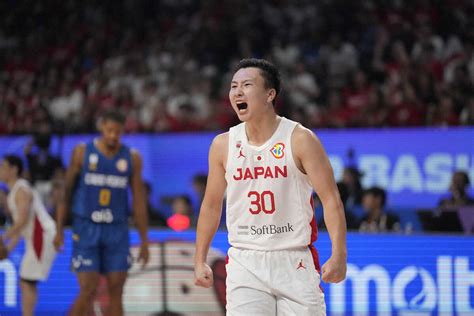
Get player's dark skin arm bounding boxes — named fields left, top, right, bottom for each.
left=53, top=144, right=85, bottom=251
left=130, top=151, right=149, bottom=267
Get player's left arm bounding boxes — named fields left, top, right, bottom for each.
left=2, top=187, right=32, bottom=254
left=130, top=150, right=149, bottom=267
left=292, top=125, right=347, bottom=283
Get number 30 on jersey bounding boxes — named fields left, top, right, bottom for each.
left=248, top=190, right=275, bottom=214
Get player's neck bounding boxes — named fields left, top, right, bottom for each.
left=96, top=139, right=121, bottom=158
left=6, top=177, right=19, bottom=190
left=245, top=114, right=281, bottom=146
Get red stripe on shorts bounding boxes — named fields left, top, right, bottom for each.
left=308, top=201, right=323, bottom=292
left=309, top=244, right=324, bottom=292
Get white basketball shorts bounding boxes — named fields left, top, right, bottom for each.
left=226, top=246, right=326, bottom=316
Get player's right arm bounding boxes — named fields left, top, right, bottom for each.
left=53, top=144, right=85, bottom=251
left=1, top=187, right=33, bottom=257
left=194, top=133, right=228, bottom=288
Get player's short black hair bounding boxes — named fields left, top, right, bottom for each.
left=364, top=186, right=386, bottom=207
left=4, top=154, right=23, bottom=176
left=101, top=110, right=126, bottom=125
left=234, top=58, right=281, bottom=104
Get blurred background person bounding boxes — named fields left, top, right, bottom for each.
left=53, top=110, right=149, bottom=316
left=23, top=123, right=63, bottom=205
left=338, top=166, right=364, bottom=212
left=167, top=195, right=194, bottom=232
left=144, top=181, right=168, bottom=228
left=359, top=187, right=401, bottom=233
left=336, top=183, right=360, bottom=230
left=438, top=171, right=474, bottom=209
left=192, top=173, right=207, bottom=215
left=0, top=155, right=57, bottom=316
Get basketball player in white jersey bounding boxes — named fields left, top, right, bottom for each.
left=194, top=58, right=347, bottom=315
left=0, top=155, right=57, bottom=316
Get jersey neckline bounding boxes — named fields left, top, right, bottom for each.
left=93, top=139, right=123, bottom=160
left=9, top=178, right=27, bottom=193
left=242, top=116, right=287, bottom=151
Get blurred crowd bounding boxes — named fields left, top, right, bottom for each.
left=1, top=0, right=473, bottom=135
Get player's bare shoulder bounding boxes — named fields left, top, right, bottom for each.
left=74, top=142, right=86, bottom=152
left=130, top=148, right=143, bottom=174
left=71, top=143, right=87, bottom=168
left=212, top=132, right=229, bottom=149
left=15, top=185, right=33, bottom=202
left=292, top=124, right=321, bottom=151
left=210, top=132, right=229, bottom=168
left=291, top=124, right=326, bottom=169
left=130, top=148, right=142, bottom=162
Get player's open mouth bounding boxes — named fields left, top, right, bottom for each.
left=237, top=102, right=248, bottom=111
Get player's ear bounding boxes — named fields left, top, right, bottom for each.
left=267, top=89, right=276, bottom=104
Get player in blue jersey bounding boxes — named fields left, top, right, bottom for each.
left=53, top=110, right=149, bottom=316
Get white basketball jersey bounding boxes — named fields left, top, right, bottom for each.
left=225, top=117, right=318, bottom=250
left=7, top=179, right=56, bottom=239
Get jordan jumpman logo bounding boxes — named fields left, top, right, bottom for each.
left=297, top=259, right=306, bottom=270
left=238, top=148, right=246, bottom=158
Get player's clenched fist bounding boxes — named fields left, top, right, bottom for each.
left=321, top=254, right=347, bottom=283
left=194, top=262, right=214, bottom=288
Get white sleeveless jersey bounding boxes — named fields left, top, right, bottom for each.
left=7, top=179, right=56, bottom=239
left=225, top=117, right=318, bottom=250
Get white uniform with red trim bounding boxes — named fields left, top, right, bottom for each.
left=7, top=179, right=56, bottom=281
left=225, top=117, right=325, bottom=315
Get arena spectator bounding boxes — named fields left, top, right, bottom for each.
left=359, top=187, right=401, bottom=233
left=192, top=173, right=207, bottom=208
left=167, top=195, right=194, bottom=232
left=438, top=171, right=474, bottom=209
left=23, top=125, right=63, bottom=205
left=338, top=166, right=364, bottom=212
left=144, top=181, right=168, bottom=228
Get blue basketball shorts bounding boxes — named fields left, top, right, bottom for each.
left=71, top=217, right=131, bottom=274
